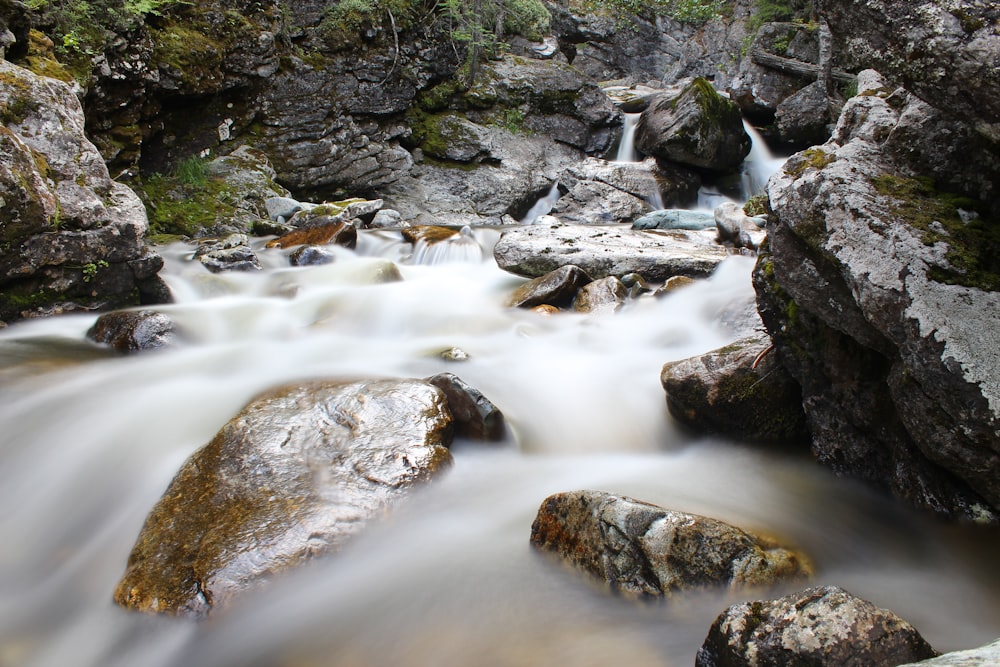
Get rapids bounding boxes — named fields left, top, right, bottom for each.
left=1, top=230, right=999, bottom=667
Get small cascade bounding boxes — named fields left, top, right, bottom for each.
left=614, top=113, right=642, bottom=163
left=519, top=182, right=561, bottom=224
left=740, top=120, right=786, bottom=199
left=410, top=226, right=484, bottom=265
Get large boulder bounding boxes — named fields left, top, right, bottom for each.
left=0, top=60, right=168, bottom=323
left=114, top=378, right=457, bottom=618
left=634, top=78, right=751, bottom=173
left=494, top=222, right=727, bottom=282
left=824, top=0, right=1000, bottom=142
left=661, top=332, right=809, bottom=445
left=696, top=586, right=938, bottom=667
left=753, top=70, right=1000, bottom=522
left=530, top=490, right=811, bottom=598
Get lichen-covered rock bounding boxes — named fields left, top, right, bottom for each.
left=897, top=638, right=1000, bottom=667
left=662, top=332, right=808, bottom=445
left=633, top=209, right=715, bottom=231
left=635, top=78, right=751, bottom=173
left=0, top=60, right=168, bottom=323
left=753, top=69, right=1000, bottom=522
left=426, top=372, right=506, bottom=442
left=114, top=378, right=455, bottom=618
left=825, top=0, right=1000, bottom=142
left=530, top=490, right=811, bottom=599
left=87, top=310, right=177, bottom=352
left=506, top=264, right=593, bottom=309
left=774, top=80, right=836, bottom=148
left=194, top=233, right=262, bottom=272
left=696, top=586, right=938, bottom=667
left=572, top=275, right=626, bottom=314
left=494, top=222, right=727, bottom=282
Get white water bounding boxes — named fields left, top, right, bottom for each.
left=614, top=113, right=642, bottom=164
left=1, top=232, right=999, bottom=667
left=740, top=120, right=787, bottom=199
left=519, top=183, right=561, bottom=225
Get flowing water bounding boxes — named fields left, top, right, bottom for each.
left=614, top=113, right=642, bottom=164
left=1, top=229, right=999, bottom=667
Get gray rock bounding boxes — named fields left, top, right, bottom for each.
left=754, top=70, right=1000, bottom=521
left=696, top=586, right=939, bottom=667
left=715, top=202, right=766, bottom=250
left=0, top=60, right=169, bottom=322
left=194, top=234, right=261, bottom=273
left=369, top=209, right=403, bottom=228
left=494, top=222, right=728, bottom=282
left=635, top=78, right=751, bottom=173
left=427, top=372, right=506, bottom=442
left=288, top=198, right=383, bottom=229
left=265, top=196, right=303, bottom=222
left=506, top=264, right=593, bottom=309
left=114, top=378, right=455, bottom=617
left=288, top=245, right=336, bottom=267
left=775, top=80, right=836, bottom=147
left=530, top=490, right=811, bottom=599
left=632, top=209, right=715, bottom=231
left=661, top=331, right=808, bottom=445
left=87, top=310, right=177, bottom=353
left=197, top=147, right=293, bottom=238
left=572, top=276, right=627, bottom=314
left=897, top=638, right=1000, bottom=667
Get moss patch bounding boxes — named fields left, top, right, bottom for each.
left=783, top=147, right=835, bottom=178
left=872, top=174, right=1000, bottom=291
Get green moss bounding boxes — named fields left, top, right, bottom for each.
left=950, top=8, right=985, bottom=33
left=783, top=147, right=835, bottom=178
left=872, top=174, right=1000, bottom=291
left=151, top=23, right=225, bottom=90
left=135, top=170, right=233, bottom=237
left=744, top=194, right=770, bottom=217
left=0, top=71, right=38, bottom=125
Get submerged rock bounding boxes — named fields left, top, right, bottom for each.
left=87, top=310, right=177, bottom=353
left=696, top=586, right=938, bottom=667
left=114, top=378, right=455, bottom=618
left=494, top=223, right=727, bottom=282
left=530, top=490, right=810, bottom=599
left=635, top=78, right=751, bottom=173
left=661, top=332, right=808, bottom=445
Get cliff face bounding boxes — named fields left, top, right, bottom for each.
left=754, top=0, right=1000, bottom=522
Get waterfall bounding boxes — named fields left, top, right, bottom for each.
left=614, top=113, right=642, bottom=163
left=409, top=226, right=484, bottom=265
left=740, top=120, right=786, bottom=199
left=1, top=234, right=998, bottom=667
left=519, top=182, right=561, bottom=224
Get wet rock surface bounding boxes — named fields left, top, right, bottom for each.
left=753, top=69, right=1000, bottom=522
left=494, top=223, right=727, bottom=282
left=114, top=378, right=456, bottom=617
left=194, top=234, right=262, bottom=272
left=530, top=490, right=810, bottom=599
left=426, top=372, right=506, bottom=442
left=897, top=638, right=1000, bottom=667
left=87, top=310, right=177, bottom=353
left=696, top=586, right=939, bottom=667
left=572, top=276, right=626, bottom=314
left=661, top=332, right=808, bottom=445
left=506, top=265, right=593, bottom=309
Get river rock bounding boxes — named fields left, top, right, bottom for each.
left=572, top=276, right=626, bottom=314
left=506, top=264, right=593, bottom=309
left=194, top=234, right=261, bottom=272
left=494, top=223, right=727, bottom=282
left=114, top=378, right=455, bottom=617
left=288, top=245, right=336, bottom=267
left=633, top=209, right=715, bottom=231
left=265, top=220, right=358, bottom=251
left=0, top=60, right=169, bottom=323
left=897, top=638, right=1000, bottom=666
left=774, top=80, right=836, bottom=148
left=696, top=586, right=939, bottom=667
left=753, top=69, right=1000, bottom=522
left=661, top=332, right=808, bottom=445
left=714, top=202, right=766, bottom=250
left=264, top=196, right=304, bottom=222
left=530, top=490, right=811, bottom=599
left=426, top=372, right=506, bottom=442
left=635, top=78, right=751, bottom=173
left=199, top=146, right=292, bottom=237
left=87, top=310, right=177, bottom=353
